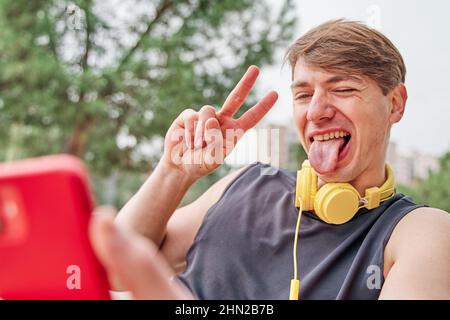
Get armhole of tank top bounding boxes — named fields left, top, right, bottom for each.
left=379, top=195, right=426, bottom=283
left=182, top=162, right=262, bottom=263
left=216, top=162, right=262, bottom=205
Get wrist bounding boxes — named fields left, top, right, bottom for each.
left=155, top=160, right=197, bottom=187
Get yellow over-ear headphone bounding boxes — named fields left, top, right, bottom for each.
left=289, top=159, right=396, bottom=300
left=295, top=160, right=396, bottom=224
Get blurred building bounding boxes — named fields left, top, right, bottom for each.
left=227, top=122, right=293, bottom=168
left=387, top=142, right=438, bottom=186
left=253, top=121, right=304, bottom=170
left=255, top=123, right=288, bottom=168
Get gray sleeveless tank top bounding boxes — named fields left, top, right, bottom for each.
left=177, top=162, right=424, bottom=299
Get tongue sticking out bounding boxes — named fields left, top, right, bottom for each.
left=309, top=138, right=346, bottom=174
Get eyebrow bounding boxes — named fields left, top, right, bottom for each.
left=290, top=75, right=364, bottom=89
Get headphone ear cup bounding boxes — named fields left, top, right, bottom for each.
left=296, top=164, right=317, bottom=211
left=314, top=184, right=360, bottom=224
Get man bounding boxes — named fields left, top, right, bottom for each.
left=90, top=20, right=450, bottom=299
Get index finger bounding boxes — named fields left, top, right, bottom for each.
left=218, top=65, right=260, bottom=118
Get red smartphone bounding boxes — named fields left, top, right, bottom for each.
left=0, top=154, right=111, bottom=299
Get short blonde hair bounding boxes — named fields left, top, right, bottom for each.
left=286, top=19, right=406, bottom=95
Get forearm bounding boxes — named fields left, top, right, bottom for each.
left=115, top=162, right=195, bottom=247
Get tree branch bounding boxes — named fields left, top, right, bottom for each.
left=96, top=0, right=172, bottom=100
left=64, top=114, right=96, bottom=156
left=116, top=0, right=172, bottom=72
left=43, top=8, right=59, bottom=63
left=81, top=0, right=93, bottom=72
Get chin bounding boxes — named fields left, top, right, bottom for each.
left=318, top=172, right=346, bottom=183
left=318, top=164, right=355, bottom=183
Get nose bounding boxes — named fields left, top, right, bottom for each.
left=306, top=90, right=335, bottom=123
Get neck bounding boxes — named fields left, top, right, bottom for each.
left=317, top=162, right=387, bottom=197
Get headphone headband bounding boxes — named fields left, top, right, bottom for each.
left=295, top=160, right=396, bottom=224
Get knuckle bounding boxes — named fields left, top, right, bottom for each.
left=199, top=105, right=216, bottom=115
left=182, top=109, right=198, bottom=122
left=182, top=108, right=195, bottom=115
left=232, top=94, right=242, bottom=104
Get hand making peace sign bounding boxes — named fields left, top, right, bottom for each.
left=162, top=65, right=278, bottom=180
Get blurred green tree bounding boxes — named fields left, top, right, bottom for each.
left=398, top=151, right=450, bottom=212
left=287, top=142, right=307, bottom=172
left=0, top=0, right=296, bottom=206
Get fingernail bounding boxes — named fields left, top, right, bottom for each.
left=207, top=119, right=216, bottom=130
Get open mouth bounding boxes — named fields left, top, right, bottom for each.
left=338, top=134, right=351, bottom=160
left=308, top=130, right=352, bottom=163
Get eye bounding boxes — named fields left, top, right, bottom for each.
left=295, top=93, right=313, bottom=101
left=334, top=88, right=356, bottom=93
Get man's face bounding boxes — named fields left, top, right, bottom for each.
left=291, top=59, right=395, bottom=183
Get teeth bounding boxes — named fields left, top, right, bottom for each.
left=313, top=131, right=350, bottom=141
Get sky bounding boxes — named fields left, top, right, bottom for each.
left=256, top=0, right=450, bottom=157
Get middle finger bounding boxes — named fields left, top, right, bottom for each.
left=218, top=65, right=260, bottom=118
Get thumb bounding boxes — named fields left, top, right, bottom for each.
left=89, top=208, right=194, bottom=300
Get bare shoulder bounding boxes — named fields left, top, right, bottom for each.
left=381, top=207, right=450, bottom=299
left=395, top=206, right=450, bottom=233
left=386, top=207, right=450, bottom=263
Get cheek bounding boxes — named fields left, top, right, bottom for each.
left=365, top=106, right=390, bottom=135
left=358, top=112, right=390, bottom=150
left=367, top=129, right=385, bottom=146
left=293, top=106, right=307, bottom=144
left=352, top=96, right=390, bottom=133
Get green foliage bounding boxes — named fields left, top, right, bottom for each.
left=398, top=151, right=450, bottom=212
left=0, top=0, right=296, bottom=206
left=287, top=143, right=307, bottom=172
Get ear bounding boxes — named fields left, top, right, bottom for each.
left=389, top=84, right=407, bottom=124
